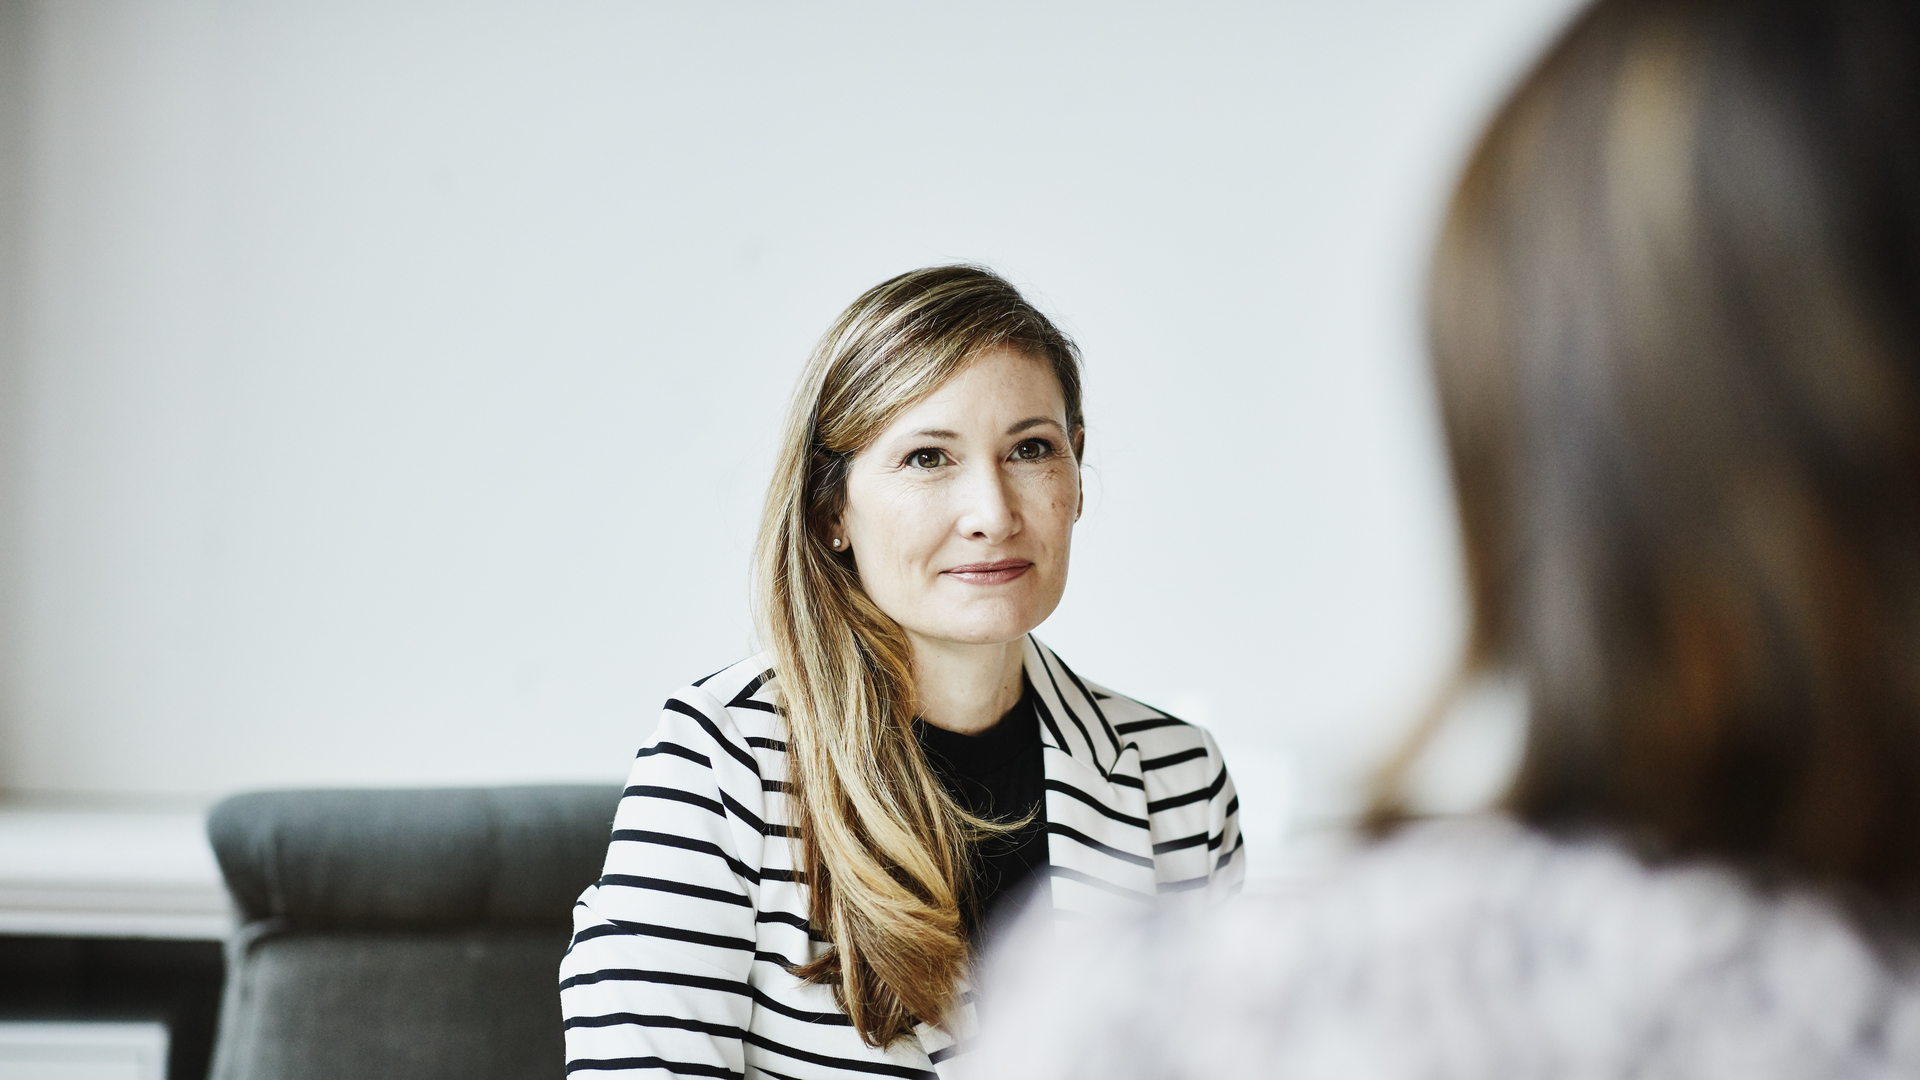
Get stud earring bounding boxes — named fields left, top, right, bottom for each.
left=831, top=538, right=843, bottom=549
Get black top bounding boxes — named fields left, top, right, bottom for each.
left=913, top=678, right=1050, bottom=943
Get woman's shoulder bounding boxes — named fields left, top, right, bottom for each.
left=683, top=651, right=779, bottom=708
left=655, top=651, right=786, bottom=744
left=1087, top=682, right=1217, bottom=754
left=1032, top=649, right=1221, bottom=762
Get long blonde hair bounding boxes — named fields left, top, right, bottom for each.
left=753, top=265, right=1083, bottom=1046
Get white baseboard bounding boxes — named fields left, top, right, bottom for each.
left=0, top=809, right=231, bottom=940
left=0, top=1022, right=169, bottom=1080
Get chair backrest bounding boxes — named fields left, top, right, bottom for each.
left=205, top=785, right=618, bottom=1080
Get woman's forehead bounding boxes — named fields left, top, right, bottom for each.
left=877, top=350, right=1067, bottom=437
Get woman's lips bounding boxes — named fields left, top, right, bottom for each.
left=942, top=559, right=1033, bottom=585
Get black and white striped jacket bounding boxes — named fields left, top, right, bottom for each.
left=559, top=636, right=1245, bottom=1079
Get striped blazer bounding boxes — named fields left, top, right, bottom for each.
left=559, top=636, right=1246, bottom=1079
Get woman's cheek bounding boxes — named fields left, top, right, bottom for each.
left=881, top=479, right=940, bottom=542
left=1041, top=469, right=1079, bottom=523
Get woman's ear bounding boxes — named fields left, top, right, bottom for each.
left=809, top=505, right=845, bottom=554
left=1073, top=425, right=1086, bottom=521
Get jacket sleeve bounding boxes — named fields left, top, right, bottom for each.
left=1200, top=727, right=1247, bottom=901
left=559, top=686, right=766, bottom=1079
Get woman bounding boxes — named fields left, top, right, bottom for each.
left=975, top=0, right=1920, bottom=1076
left=559, top=266, right=1244, bottom=1079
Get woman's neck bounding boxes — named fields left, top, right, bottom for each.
left=909, top=635, right=1026, bottom=736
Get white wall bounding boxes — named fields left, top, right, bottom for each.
left=0, top=1, right=1580, bottom=834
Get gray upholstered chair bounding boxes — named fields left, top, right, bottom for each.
left=205, top=785, right=619, bottom=1080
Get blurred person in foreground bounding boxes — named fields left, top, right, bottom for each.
left=973, top=0, right=1920, bottom=1076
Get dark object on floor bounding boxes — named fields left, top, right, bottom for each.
left=0, top=935, right=225, bottom=1080
left=205, top=785, right=619, bottom=1080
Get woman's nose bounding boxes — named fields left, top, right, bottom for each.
left=955, top=463, right=1018, bottom=541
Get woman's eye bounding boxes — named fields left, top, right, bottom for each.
left=906, top=449, right=949, bottom=469
left=1011, top=439, right=1054, bottom=462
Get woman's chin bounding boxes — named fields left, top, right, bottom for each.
left=908, top=613, right=1052, bottom=650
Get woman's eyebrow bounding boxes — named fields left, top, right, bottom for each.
left=1007, top=416, right=1064, bottom=435
left=899, top=417, right=1061, bottom=440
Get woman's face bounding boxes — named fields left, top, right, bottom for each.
left=838, top=347, right=1081, bottom=650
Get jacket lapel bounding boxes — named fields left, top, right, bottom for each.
left=1024, top=637, right=1158, bottom=915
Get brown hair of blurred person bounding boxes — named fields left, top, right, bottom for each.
left=1376, top=0, right=1920, bottom=901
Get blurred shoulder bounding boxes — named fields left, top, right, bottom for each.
left=1200, top=817, right=1766, bottom=961
left=978, top=817, right=1917, bottom=1079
